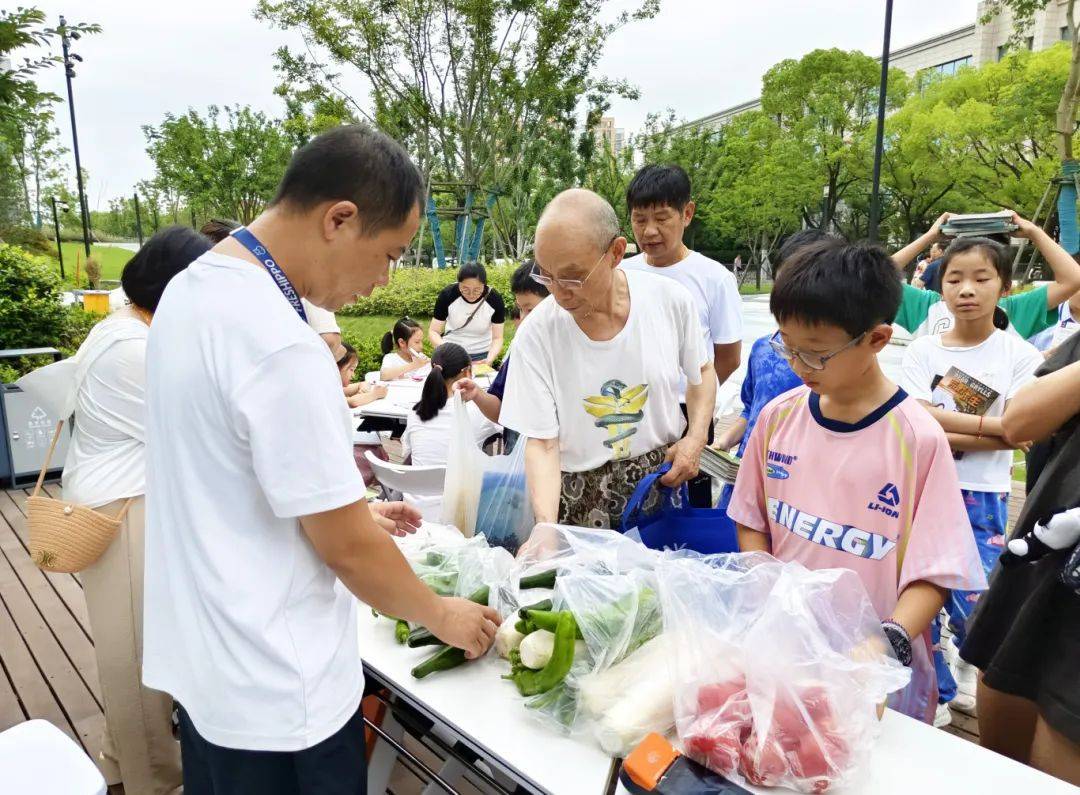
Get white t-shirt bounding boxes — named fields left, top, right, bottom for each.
left=401, top=401, right=501, bottom=467
left=142, top=252, right=367, bottom=752
left=381, top=351, right=431, bottom=380
left=433, top=284, right=506, bottom=356
left=901, top=330, right=1042, bottom=492
left=302, top=299, right=340, bottom=336
left=500, top=269, right=709, bottom=472
left=621, top=251, right=742, bottom=396
left=1052, top=302, right=1079, bottom=348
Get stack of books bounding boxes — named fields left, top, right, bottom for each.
left=941, top=211, right=1018, bottom=238
left=699, top=447, right=741, bottom=484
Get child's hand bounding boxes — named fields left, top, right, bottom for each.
left=1009, top=211, right=1042, bottom=239
left=372, top=384, right=389, bottom=400
left=929, top=212, right=952, bottom=239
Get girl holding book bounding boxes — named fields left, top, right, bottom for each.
left=901, top=224, right=1060, bottom=717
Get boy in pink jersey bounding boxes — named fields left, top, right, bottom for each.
left=728, top=239, right=987, bottom=722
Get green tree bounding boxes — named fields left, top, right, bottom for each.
left=143, top=105, right=293, bottom=223
left=1, top=95, right=66, bottom=228
left=255, top=0, right=659, bottom=258
left=761, top=48, right=909, bottom=230
left=0, top=8, right=98, bottom=120
left=709, top=111, right=818, bottom=273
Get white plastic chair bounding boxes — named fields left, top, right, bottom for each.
left=0, top=720, right=106, bottom=795
left=365, top=452, right=446, bottom=521
left=364, top=451, right=446, bottom=495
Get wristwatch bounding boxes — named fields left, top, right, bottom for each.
left=881, top=620, right=913, bottom=667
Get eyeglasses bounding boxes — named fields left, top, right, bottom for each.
left=531, top=237, right=616, bottom=291
left=769, top=330, right=867, bottom=371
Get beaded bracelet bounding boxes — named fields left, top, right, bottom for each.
left=881, top=620, right=913, bottom=667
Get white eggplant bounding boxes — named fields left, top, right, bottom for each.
left=495, top=617, right=526, bottom=660
left=519, top=629, right=555, bottom=669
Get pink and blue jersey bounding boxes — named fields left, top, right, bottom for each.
left=728, top=385, right=987, bottom=721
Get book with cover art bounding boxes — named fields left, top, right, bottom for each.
left=930, top=367, right=1000, bottom=416
left=930, top=367, right=1000, bottom=460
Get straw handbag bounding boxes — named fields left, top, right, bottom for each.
left=26, top=420, right=132, bottom=573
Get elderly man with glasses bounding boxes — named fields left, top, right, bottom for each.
left=500, top=188, right=716, bottom=532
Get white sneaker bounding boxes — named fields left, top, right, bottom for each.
left=934, top=702, right=953, bottom=728
left=952, top=652, right=978, bottom=716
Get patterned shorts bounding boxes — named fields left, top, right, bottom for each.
left=558, top=446, right=670, bottom=530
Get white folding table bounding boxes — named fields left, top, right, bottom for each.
left=358, top=607, right=1078, bottom=795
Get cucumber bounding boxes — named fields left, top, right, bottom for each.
left=518, top=569, right=557, bottom=590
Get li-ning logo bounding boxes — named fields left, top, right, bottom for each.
left=867, top=483, right=901, bottom=519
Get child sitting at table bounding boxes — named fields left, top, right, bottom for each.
left=402, top=342, right=500, bottom=467
left=727, top=238, right=987, bottom=724
left=337, top=343, right=387, bottom=409
left=381, top=317, right=431, bottom=380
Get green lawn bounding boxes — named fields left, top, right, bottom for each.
left=1013, top=449, right=1027, bottom=483
left=43, top=242, right=133, bottom=286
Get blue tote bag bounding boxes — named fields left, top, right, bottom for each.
left=619, top=463, right=738, bottom=554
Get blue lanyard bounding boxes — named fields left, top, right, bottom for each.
left=231, top=227, right=307, bottom=322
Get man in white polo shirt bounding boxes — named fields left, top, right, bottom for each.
left=143, top=125, right=498, bottom=794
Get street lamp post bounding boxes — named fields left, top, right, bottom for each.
left=867, top=0, right=894, bottom=244
left=133, top=192, right=144, bottom=246
left=59, top=15, right=92, bottom=260
left=50, top=197, right=70, bottom=280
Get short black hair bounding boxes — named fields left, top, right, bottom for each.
left=121, top=226, right=212, bottom=312
left=510, top=259, right=548, bottom=298
left=775, top=228, right=844, bottom=278
left=199, top=218, right=240, bottom=244
left=457, top=261, right=487, bottom=284
left=770, top=240, right=901, bottom=338
left=271, top=124, right=423, bottom=235
left=626, top=164, right=691, bottom=213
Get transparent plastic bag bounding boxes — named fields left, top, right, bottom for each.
left=440, top=393, right=484, bottom=536
left=474, top=431, right=533, bottom=555
left=399, top=528, right=511, bottom=602
left=440, top=393, right=533, bottom=554
left=659, top=556, right=911, bottom=792
left=520, top=563, right=669, bottom=752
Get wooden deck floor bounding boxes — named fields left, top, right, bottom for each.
left=0, top=481, right=1032, bottom=787
left=0, top=483, right=109, bottom=771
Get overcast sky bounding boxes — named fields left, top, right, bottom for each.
left=21, top=0, right=978, bottom=208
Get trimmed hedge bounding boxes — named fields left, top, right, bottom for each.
left=337, top=264, right=517, bottom=318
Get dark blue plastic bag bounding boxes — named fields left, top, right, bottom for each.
left=620, top=463, right=738, bottom=554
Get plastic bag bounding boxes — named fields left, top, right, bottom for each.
left=658, top=555, right=911, bottom=793
left=397, top=525, right=512, bottom=601
left=473, top=429, right=533, bottom=555
left=440, top=393, right=533, bottom=554
left=440, top=393, right=484, bottom=536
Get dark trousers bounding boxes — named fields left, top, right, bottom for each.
left=680, top=403, right=715, bottom=508
left=178, top=705, right=367, bottom=795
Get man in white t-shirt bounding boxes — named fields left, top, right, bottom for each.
left=621, top=164, right=742, bottom=505
left=143, top=126, right=498, bottom=793
left=500, top=189, right=715, bottom=531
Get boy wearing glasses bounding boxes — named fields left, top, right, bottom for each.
left=727, top=239, right=986, bottom=724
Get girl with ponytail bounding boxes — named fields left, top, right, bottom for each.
left=401, top=342, right=501, bottom=466
left=380, top=317, right=429, bottom=381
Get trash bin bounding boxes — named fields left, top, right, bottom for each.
left=81, top=290, right=111, bottom=314
left=0, top=348, right=69, bottom=488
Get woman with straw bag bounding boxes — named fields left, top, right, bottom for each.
left=19, top=226, right=211, bottom=794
